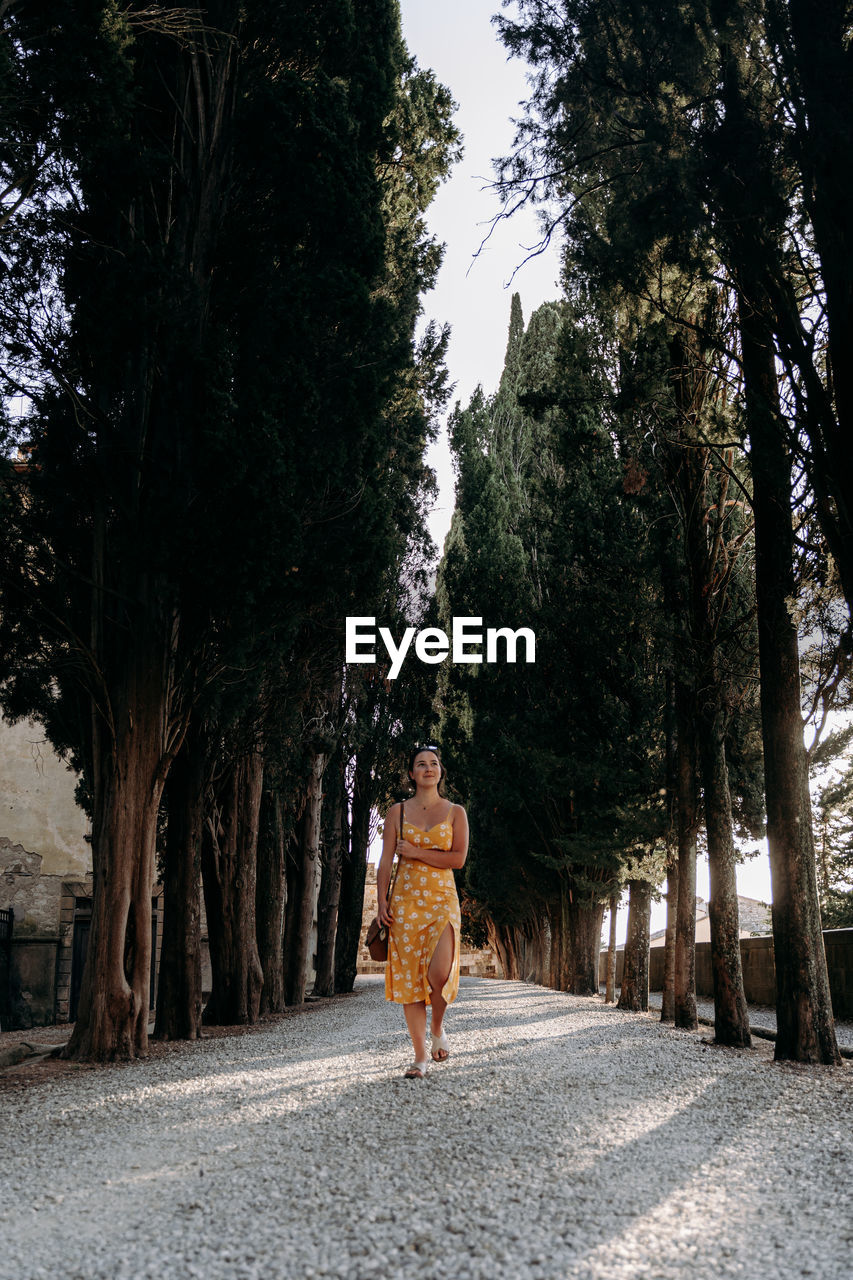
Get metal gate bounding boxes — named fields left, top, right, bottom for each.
left=69, top=900, right=158, bottom=1022
left=69, top=901, right=91, bottom=1023
left=0, top=907, right=13, bottom=1023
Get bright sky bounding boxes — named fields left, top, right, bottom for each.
left=397, top=0, right=775, bottom=938
left=399, top=0, right=562, bottom=550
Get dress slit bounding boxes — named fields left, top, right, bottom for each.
left=427, top=920, right=457, bottom=1003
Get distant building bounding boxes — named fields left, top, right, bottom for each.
left=647, top=895, right=772, bottom=949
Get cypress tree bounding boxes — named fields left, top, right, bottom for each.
left=0, top=1, right=458, bottom=1057
left=495, top=0, right=841, bottom=1062
left=439, top=295, right=669, bottom=994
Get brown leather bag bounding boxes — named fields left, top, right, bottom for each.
left=365, top=803, right=403, bottom=962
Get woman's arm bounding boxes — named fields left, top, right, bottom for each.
left=399, top=847, right=465, bottom=870
left=398, top=805, right=469, bottom=871
left=376, top=802, right=400, bottom=926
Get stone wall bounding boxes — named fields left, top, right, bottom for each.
left=357, top=864, right=499, bottom=978
left=602, top=927, right=853, bottom=1019
left=0, top=841, right=97, bottom=1028
left=1, top=840, right=63, bottom=937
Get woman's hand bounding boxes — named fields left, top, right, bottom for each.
left=396, top=839, right=439, bottom=860
left=377, top=898, right=394, bottom=927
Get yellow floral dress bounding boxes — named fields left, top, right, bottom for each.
left=385, top=811, right=462, bottom=1007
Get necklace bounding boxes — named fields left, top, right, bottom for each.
left=415, top=794, right=444, bottom=819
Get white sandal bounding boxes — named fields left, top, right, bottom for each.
left=430, top=1028, right=450, bottom=1062
left=403, top=1059, right=430, bottom=1079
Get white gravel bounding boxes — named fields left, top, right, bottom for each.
left=2, top=976, right=851, bottom=1280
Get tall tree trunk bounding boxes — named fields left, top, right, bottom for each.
left=554, top=881, right=572, bottom=990
left=617, top=880, right=652, bottom=1012
left=63, top=651, right=172, bottom=1062
left=661, top=672, right=678, bottom=1021
left=659, top=422, right=700, bottom=1031
left=674, top=381, right=750, bottom=1048
left=556, top=878, right=574, bottom=990
left=284, top=748, right=326, bottom=1006
left=313, top=755, right=345, bottom=997
left=564, top=893, right=605, bottom=995
left=488, top=921, right=520, bottom=980
left=334, top=754, right=371, bottom=993
left=674, top=680, right=700, bottom=1030
left=740, top=291, right=841, bottom=1064
left=604, top=892, right=619, bottom=1004
left=283, top=822, right=301, bottom=996
left=661, top=861, right=678, bottom=1022
left=518, top=918, right=547, bottom=983
left=256, top=784, right=286, bottom=1016
left=534, top=916, right=549, bottom=984
left=697, top=703, right=751, bottom=1047
left=154, top=730, right=206, bottom=1041
left=548, top=897, right=562, bottom=989
left=517, top=928, right=532, bottom=982
left=202, top=749, right=264, bottom=1025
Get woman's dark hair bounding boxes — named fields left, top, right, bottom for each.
left=407, top=743, right=448, bottom=796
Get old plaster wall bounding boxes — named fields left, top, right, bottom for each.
left=0, top=840, right=64, bottom=936
left=0, top=714, right=90, bottom=883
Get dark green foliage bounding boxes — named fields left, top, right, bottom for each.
left=0, top=0, right=460, bottom=778
left=615, top=300, right=764, bottom=842
left=497, top=0, right=842, bottom=1055
left=438, top=295, right=669, bottom=939
left=496, top=0, right=853, bottom=629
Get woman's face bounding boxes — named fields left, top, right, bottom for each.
left=410, top=751, right=441, bottom=787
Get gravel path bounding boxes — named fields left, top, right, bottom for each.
left=2, top=976, right=851, bottom=1280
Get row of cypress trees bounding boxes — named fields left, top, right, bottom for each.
left=436, top=0, right=853, bottom=1065
left=1, top=1, right=849, bottom=1069
left=0, top=2, right=458, bottom=1060
left=441, top=283, right=849, bottom=1064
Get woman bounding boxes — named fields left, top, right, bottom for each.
left=376, top=744, right=469, bottom=1079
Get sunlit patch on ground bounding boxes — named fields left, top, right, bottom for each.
left=2, top=977, right=849, bottom=1280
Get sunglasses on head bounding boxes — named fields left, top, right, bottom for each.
left=414, top=743, right=440, bottom=754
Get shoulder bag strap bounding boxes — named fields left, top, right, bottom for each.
left=386, top=802, right=403, bottom=905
